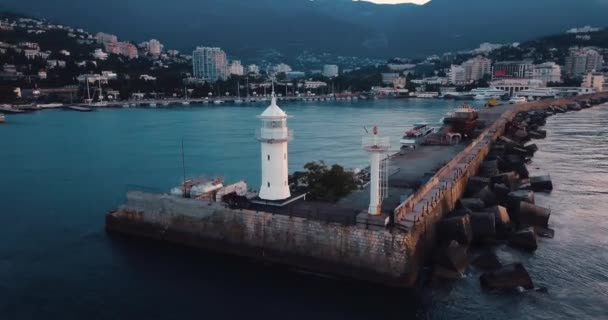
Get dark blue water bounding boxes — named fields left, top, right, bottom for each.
left=0, top=100, right=606, bottom=319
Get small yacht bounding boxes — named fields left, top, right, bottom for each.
left=149, top=103, right=158, bottom=108
left=181, top=101, right=190, bottom=106
left=0, top=113, right=5, bottom=123
left=509, top=96, right=528, bottom=104
left=213, top=99, right=224, bottom=105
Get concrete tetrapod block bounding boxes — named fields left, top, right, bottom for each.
left=489, top=205, right=511, bottom=236
left=475, top=186, right=498, bottom=207
left=513, top=162, right=530, bottom=179
left=480, top=263, right=534, bottom=290
left=518, top=202, right=551, bottom=227
left=529, top=175, right=553, bottom=192
left=438, top=214, right=473, bottom=245
left=459, top=198, right=486, bottom=212
left=492, top=183, right=511, bottom=206
left=524, top=144, right=539, bottom=156
left=491, top=172, right=518, bottom=191
left=466, top=176, right=491, bottom=196
left=434, top=240, right=469, bottom=273
left=470, top=212, right=496, bottom=241
left=529, top=130, right=547, bottom=140
left=480, top=160, right=500, bottom=178
left=508, top=227, right=538, bottom=251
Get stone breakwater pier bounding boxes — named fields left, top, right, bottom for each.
left=106, top=93, right=608, bottom=288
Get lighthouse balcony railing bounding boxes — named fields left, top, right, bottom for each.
left=256, top=129, right=294, bottom=142
left=362, top=136, right=390, bottom=151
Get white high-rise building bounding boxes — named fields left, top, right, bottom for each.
left=322, top=64, right=339, bottom=78
left=147, top=39, right=162, bottom=56
left=565, top=48, right=604, bottom=76
left=229, top=60, right=244, bottom=76
left=257, top=89, right=292, bottom=201
left=192, top=47, right=228, bottom=82
left=532, top=62, right=562, bottom=84
left=448, top=65, right=466, bottom=85
left=462, top=56, right=492, bottom=82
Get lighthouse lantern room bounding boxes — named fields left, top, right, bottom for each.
left=257, top=88, right=292, bottom=201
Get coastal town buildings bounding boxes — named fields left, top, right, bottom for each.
left=462, top=56, right=492, bottom=82
left=95, top=32, right=117, bottom=44
left=247, top=64, right=260, bottom=74
left=532, top=62, right=562, bottom=84
left=490, top=78, right=544, bottom=96
left=192, top=47, right=228, bottom=82
left=448, top=65, right=466, bottom=85
left=104, top=41, right=138, bottom=59
left=581, top=72, right=605, bottom=92
left=492, top=60, right=534, bottom=79
left=564, top=47, right=604, bottom=76
left=147, top=39, right=162, bottom=56
left=229, top=60, right=244, bottom=76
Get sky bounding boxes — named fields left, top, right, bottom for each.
left=361, top=0, right=430, bottom=4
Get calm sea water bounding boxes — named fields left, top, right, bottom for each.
left=0, top=100, right=606, bottom=319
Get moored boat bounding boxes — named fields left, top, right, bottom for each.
left=66, top=105, right=94, bottom=112
left=509, top=96, right=527, bottom=104
left=0, top=113, right=5, bottom=123
left=400, top=122, right=436, bottom=147
left=442, top=104, right=479, bottom=135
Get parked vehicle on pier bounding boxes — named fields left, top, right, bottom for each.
left=400, top=122, right=436, bottom=148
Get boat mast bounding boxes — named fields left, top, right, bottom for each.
left=86, top=77, right=91, bottom=102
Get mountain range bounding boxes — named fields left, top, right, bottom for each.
left=1, top=0, right=607, bottom=58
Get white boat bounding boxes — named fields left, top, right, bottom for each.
left=213, top=100, right=224, bottom=105
left=509, top=96, right=527, bottom=104
left=0, top=113, right=5, bottom=123
left=470, top=88, right=509, bottom=100
left=149, top=103, right=157, bottom=108
left=37, top=103, right=64, bottom=109
left=234, top=99, right=244, bottom=104
left=122, top=104, right=130, bottom=108
left=400, top=122, right=436, bottom=147
left=182, top=101, right=190, bottom=105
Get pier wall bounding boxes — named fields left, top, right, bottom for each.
left=108, top=191, right=416, bottom=286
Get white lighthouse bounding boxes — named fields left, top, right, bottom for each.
left=257, top=88, right=292, bottom=201
left=362, top=126, right=390, bottom=216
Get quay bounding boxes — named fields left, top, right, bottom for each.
left=105, top=92, right=608, bottom=288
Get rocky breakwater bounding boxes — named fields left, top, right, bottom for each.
left=431, top=95, right=608, bottom=292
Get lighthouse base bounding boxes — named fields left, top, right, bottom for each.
left=250, top=192, right=307, bottom=207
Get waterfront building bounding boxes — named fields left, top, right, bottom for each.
left=95, top=32, right=117, bottom=44
left=303, top=81, right=327, bottom=90
left=532, top=62, right=562, bottom=84
left=581, top=72, right=604, bottom=92
left=167, top=49, right=179, bottom=57
left=257, top=89, right=292, bottom=201
left=462, top=56, right=492, bottom=82
left=192, top=47, right=228, bottom=82
left=492, top=60, right=534, bottom=79
left=229, top=60, right=244, bottom=76
left=147, top=39, right=162, bottom=56
left=322, top=64, right=339, bottom=78
left=564, top=47, right=604, bottom=76
left=490, top=78, right=544, bottom=96
left=448, top=65, right=466, bottom=85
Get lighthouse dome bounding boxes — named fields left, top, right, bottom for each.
left=259, top=95, right=287, bottom=119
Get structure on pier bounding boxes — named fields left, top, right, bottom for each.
left=362, top=126, right=390, bottom=215
left=257, top=85, right=293, bottom=201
